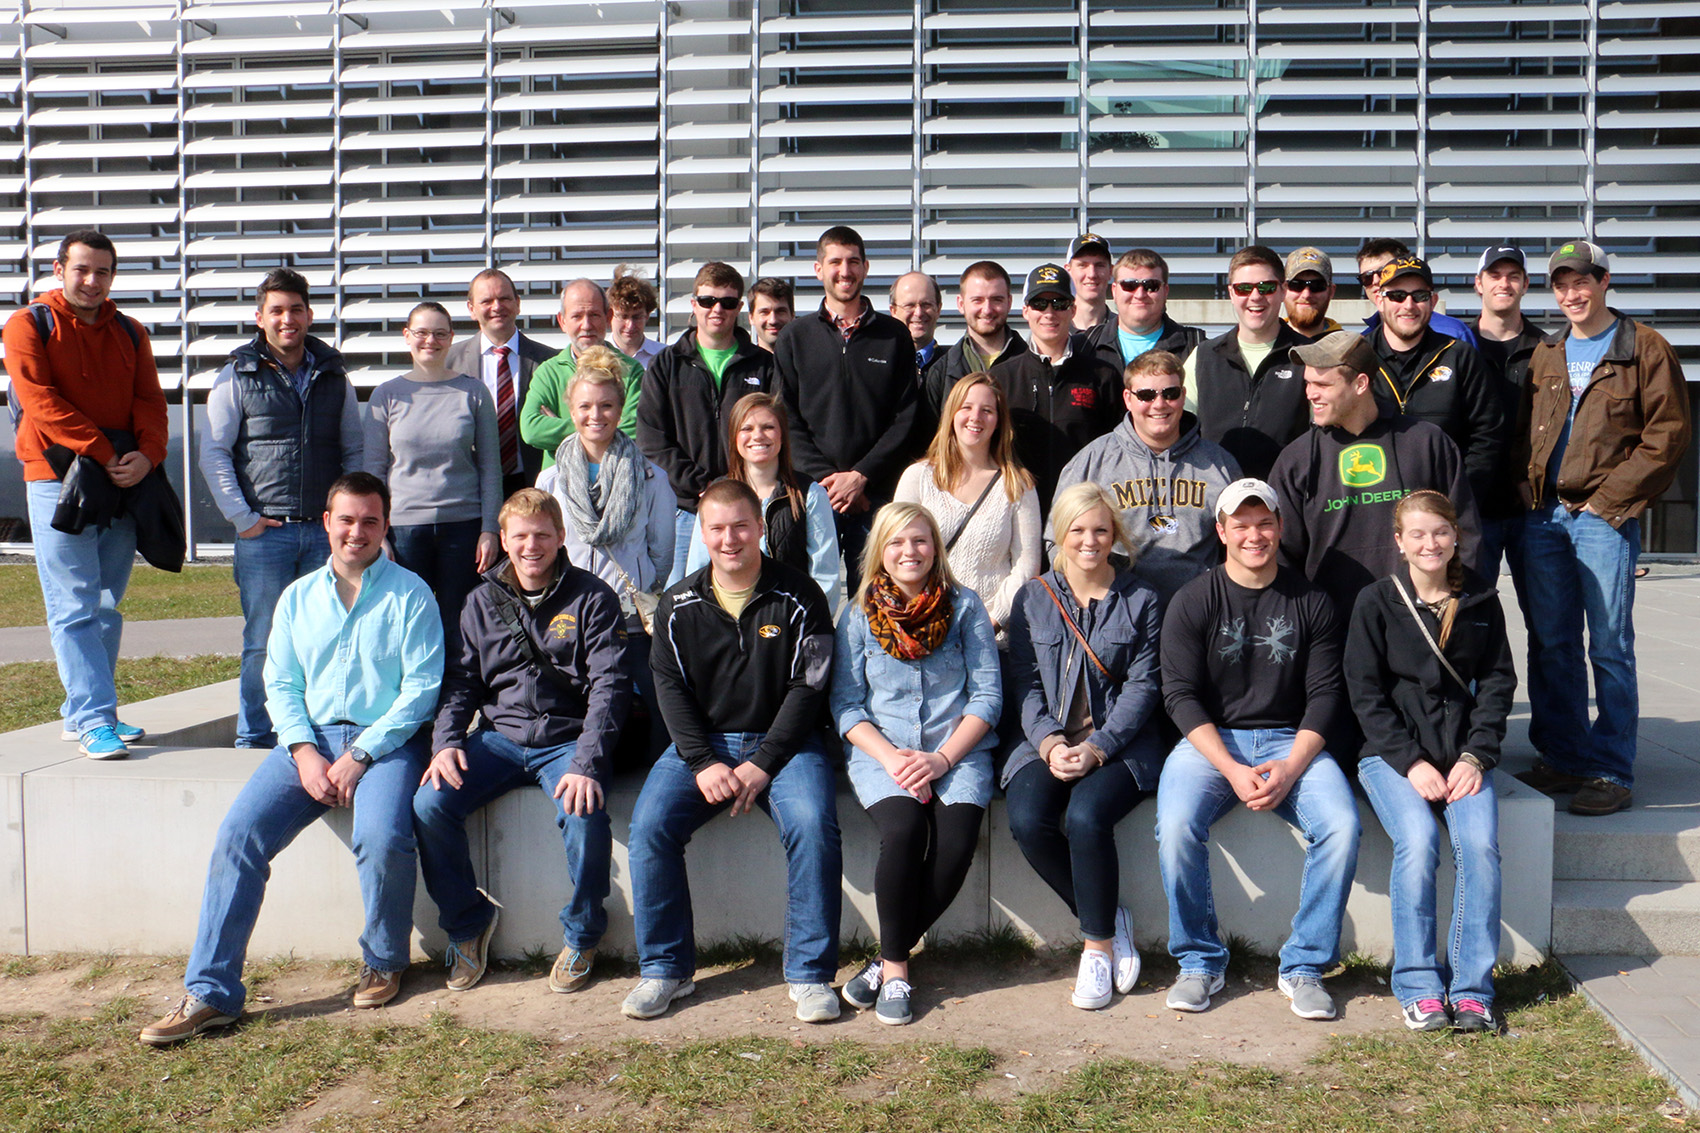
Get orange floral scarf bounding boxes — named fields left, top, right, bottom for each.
left=865, top=576, right=953, bottom=660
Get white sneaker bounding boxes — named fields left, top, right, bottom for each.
left=1071, top=948, right=1113, bottom=1010
left=1111, top=906, right=1140, bottom=994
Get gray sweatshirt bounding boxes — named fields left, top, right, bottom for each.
left=364, top=374, right=502, bottom=530
left=1053, top=412, right=1242, bottom=608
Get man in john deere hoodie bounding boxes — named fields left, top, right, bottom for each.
left=1269, top=330, right=1479, bottom=616
left=1184, top=246, right=1314, bottom=480
left=413, top=488, right=631, bottom=997
left=636, top=260, right=773, bottom=585
left=622, top=479, right=840, bottom=1024
left=5, top=229, right=170, bottom=761
left=1512, top=241, right=1691, bottom=817
left=1054, top=350, right=1241, bottom=608
left=776, top=225, right=921, bottom=595
left=199, top=267, right=363, bottom=750
left=1085, top=249, right=1206, bottom=380
left=991, top=264, right=1123, bottom=512
left=921, top=260, right=1027, bottom=424
left=1365, top=256, right=1503, bottom=512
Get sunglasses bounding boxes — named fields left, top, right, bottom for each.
left=694, top=294, right=740, bottom=310
left=1382, top=289, right=1434, bottom=304
left=1357, top=270, right=1382, bottom=287
left=1230, top=280, right=1281, bottom=296
left=1028, top=296, right=1074, bottom=312
left=1115, top=278, right=1164, bottom=294
left=1286, top=278, right=1330, bottom=294
left=1130, top=385, right=1184, bottom=403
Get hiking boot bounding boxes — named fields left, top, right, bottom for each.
left=1111, top=906, right=1140, bottom=994
left=1452, top=998, right=1496, bottom=1033
left=64, top=720, right=144, bottom=745
left=1569, top=779, right=1632, bottom=816
left=548, top=946, right=596, bottom=994
left=1165, top=971, right=1225, bottom=1013
left=1514, top=760, right=1586, bottom=795
left=1278, top=973, right=1336, bottom=1020
left=789, top=982, right=841, bottom=1023
left=1402, top=998, right=1451, bottom=1032
left=444, top=907, right=499, bottom=992
left=841, top=959, right=883, bottom=1010
left=875, top=978, right=913, bottom=1026
left=1071, top=948, right=1113, bottom=1010
left=78, top=725, right=129, bottom=761
left=353, top=965, right=401, bottom=1008
left=621, top=977, right=694, bottom=1019
left=138, top=994, right=236, bottom=1046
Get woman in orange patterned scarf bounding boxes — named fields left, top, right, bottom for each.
left=829, top=502, right=1002, bottom=1026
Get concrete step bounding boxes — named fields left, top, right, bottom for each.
left=1553, top=879, right=1700, bottom=956
left=1551, top=762, right=1700, bottom=883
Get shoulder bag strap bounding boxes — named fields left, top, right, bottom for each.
left=944, top=473, right=1001, bottom=551
left=490, top=588, right=578, bottom=691
left=1389, top=575, right=1472, bottom=698
left=1037, top=577, right=1111, bottom=679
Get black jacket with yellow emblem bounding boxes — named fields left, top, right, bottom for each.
left=652, top=556, right=834, bottom=776
left=1367, top=326, right=1503, bottom=509
left=432, top=557, right=632, bottom=781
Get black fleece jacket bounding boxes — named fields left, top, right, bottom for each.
left=1345, top=564, right=1515, bottom=775
left=1368, top=326, right=1503, bottom=510
left=651, top=557, right=834, bottom=776
left=637, top=327, right=774, bottom=512
left=1191, top=322, right=1314, bottom=480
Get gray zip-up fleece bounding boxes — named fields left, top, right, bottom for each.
left=1052, top=412, right=1242, bottom=608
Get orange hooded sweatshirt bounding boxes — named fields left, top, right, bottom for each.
left=4, top=288, right=168, bottom=482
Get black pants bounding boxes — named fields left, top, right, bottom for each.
left=1004, top=759, right=1150, bottom=941
left=866, top=796, right=984, bottom=963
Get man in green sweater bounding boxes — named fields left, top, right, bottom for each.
left=520, top=278, right=644, bottom=469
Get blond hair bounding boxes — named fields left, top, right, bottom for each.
left=1050, top=482, right=1136, bottom=569
left=498, top=487, right=565, bottom=535
left=854, top=501, right=958, bottom=609
left=566, top=345, right=629, bottom=405
left=924, top=372, right=1033, bottom=503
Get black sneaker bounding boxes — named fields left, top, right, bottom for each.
left=1515, top=760, right=1587, bottom=795
left=841, top=959, right=882, bottom=1011
left=1570, top=779, right=1632, bottom=816
left=1452, top=998, right=1497, bottom=1033
left=875, top=978, right=912, bottom=1026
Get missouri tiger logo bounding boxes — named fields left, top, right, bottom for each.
left=758, top=624, right=781, bottom=639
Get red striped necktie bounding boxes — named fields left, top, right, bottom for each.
left=494, top=345, right=518, bottom=475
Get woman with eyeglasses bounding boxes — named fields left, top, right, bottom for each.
left=365, top=301, right=502, bottom=648
left=894, top=372, right=1040, bottom=643
left=1052, top=350, right=1243, bottom=609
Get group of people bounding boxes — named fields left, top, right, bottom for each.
left=4, top=224, right=1687, bottom=1048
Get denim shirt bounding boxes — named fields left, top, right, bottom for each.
left=265, top=552, right=445, bottom=759
left=831, top=584, right=1002, bottom=756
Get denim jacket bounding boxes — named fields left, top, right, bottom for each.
left=831, top=584, right=1002, bottom=757
left=1002, top=568, right=1165, bottom=789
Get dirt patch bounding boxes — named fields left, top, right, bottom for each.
left=0, top=950, right=1399, bottom=1080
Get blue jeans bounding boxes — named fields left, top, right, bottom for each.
left=413, top=729, right=611, bottom=949
left=232, top=521, right=328, bottom=747
left=1154, top=729, right=1361, bottom=979
left=1522, top=502, right=1640, bottom=787
left=1357, top=756, right=1500, bottom=1008
left=26, top=479, right=136, bottom=736
left=623, top=629, right=670, bottom=764
left=390, top=518, right=483, bottom=654
left=1006, top=760, right=1149, bottom=941
left=667, top=508, right=695, bottom=588
left=185, top=724, right=428, bottom=1017
left=627, top=734, right=842, bottom=984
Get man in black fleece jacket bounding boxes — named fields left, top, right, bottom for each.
left=622, top=480, right=841, bottom=1024
left=776, top=225, right=921, bottom=594
left=413, top=489, right=632, bottom=997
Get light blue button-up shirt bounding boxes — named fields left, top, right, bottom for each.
left=830, top=584, right=1002, bottom=756
left=264, top=552, right=444, bottom=759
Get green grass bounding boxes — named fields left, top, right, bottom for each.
left=0, top=971, right=1674, bottom=1133
left=0, top=563, right=239, bottom=628
left=0, top=655, right=239, bottom=734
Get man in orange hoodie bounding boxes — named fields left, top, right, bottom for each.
left=4, top=230, right=169, bottom=759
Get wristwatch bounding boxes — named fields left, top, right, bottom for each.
left=348, top=746, right=374, bottom=767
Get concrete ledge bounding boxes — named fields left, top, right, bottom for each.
left=0, top=682, right=1550, bottom=966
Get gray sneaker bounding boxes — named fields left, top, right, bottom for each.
left=1278, top=973, right=1337, bottom=1020
left=621, top=976, right=695, bottom=1020
left=789, top=982, right=841, bottom=1023
left=841, top=959, right=883, bottom=1010
left=875, top=978, right=913, bottom=1025
left=1165, top=971, right=1225, bottom=1013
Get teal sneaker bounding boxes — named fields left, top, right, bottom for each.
left=78, top=725, right=130, bottom=761
left=64, top=721, right=144, bottom=745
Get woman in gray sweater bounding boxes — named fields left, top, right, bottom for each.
left=364, top=301, right=502, bottom=649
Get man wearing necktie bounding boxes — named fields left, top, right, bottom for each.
left=446, top=268, right=556, bottom=497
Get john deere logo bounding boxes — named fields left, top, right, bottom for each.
left=1339, top=443, right=1387, bottom=488
left=1560, top=243, right=1576, bottom=255
left=758, top=624, right=781, bottom=639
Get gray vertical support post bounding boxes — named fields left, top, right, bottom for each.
left=657, top=4, right=670, bottom=336
left=332, top=0, right=345, bottom=367
left=177, top=2, right=196, bottom=561
left=1077, top=0, right=1088, bottom=231
left=484, top=0, right=495, bottom=270
left=18, top=0, right=35, bottom=302
left=1415, top=0, right=1429, bottom=259
left=1584, top=0, right=1599, bottom=237
left=1245, top=0, right=1258, bottom=247
left=748, top=0, right=760, bottom=290
left=911, top=0, right=923, bottom=270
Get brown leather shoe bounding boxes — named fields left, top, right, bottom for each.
left=1515, top=760, right=1587, bottom=795
left=138, top=994, right=237, bottom=1046
left=548, top=946, right=597, bottom=994
left=1570, top=779, right=1633, bottom=816
left=445, top=906, right=499, bottom=992
left=353, top=964, right=402, bottom=1008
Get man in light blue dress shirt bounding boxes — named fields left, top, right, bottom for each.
left=140, top=471, right=444, bottom=1046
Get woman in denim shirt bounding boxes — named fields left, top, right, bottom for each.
left=1004, top=482, right=1166, bottom=1012
left=831, top=501, right=1001, bottom=1026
